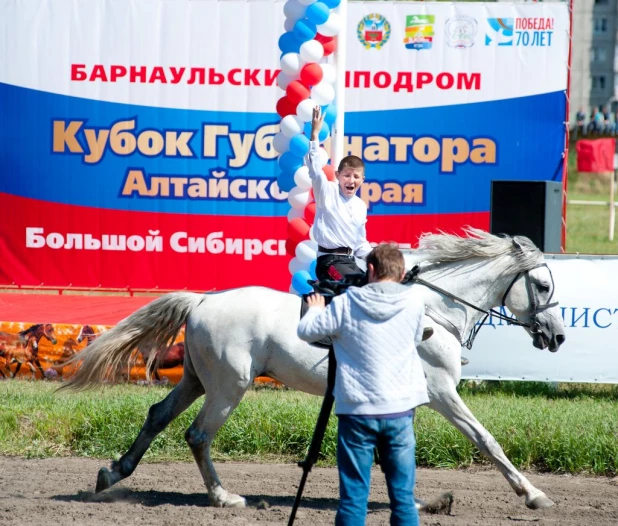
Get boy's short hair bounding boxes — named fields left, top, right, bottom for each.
left=367, top=243, right=405, bottom=281
left=338, top=155, right=365, bottom=174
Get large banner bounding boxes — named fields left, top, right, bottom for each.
left=0, top=0, right=570, bottom=291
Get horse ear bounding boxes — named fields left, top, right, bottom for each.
left=512, top=238, right=523, bottom=251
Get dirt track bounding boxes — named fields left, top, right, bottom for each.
left=0, top=457, right=616, bottom=525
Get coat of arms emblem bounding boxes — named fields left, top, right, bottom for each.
left=444, top=16, right=478, bottom=48
left=357, top=14, right=391, bottom=50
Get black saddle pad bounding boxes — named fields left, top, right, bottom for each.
left=299, top=295, right=333, bottom=349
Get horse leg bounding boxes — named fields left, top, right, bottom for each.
left=11, top=359, right=21, bottom=378
left=34, top=358, right=46, bottom=379
left=95, top=372, right=205, bottom=493
left=418, top=326, right=553, bottom=511
left=26, top=361, right=38, bottom=380
left=185, top=381, right=251, bottom=508
left=427, top=377, right=553, bottom=510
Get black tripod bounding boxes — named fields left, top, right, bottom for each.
left=288, top=345, right=336, bottom=526
left=288, top=273, right=370, bottom=526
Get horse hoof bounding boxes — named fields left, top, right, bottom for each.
left=526, top=494, right=554, bottom=510
left=95, top=467, right=114, bottom=493
left=224, top=494, right=247, bottom=508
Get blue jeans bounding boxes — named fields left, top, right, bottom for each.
left=335, top=413, right=419, bottom=526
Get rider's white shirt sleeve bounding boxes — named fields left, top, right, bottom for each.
left=297, top=298, right=344, bottom=342
left=306, top=141, right=330, bottom=207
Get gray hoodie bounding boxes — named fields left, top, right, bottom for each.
left=298, top=282, right=429, bottom=415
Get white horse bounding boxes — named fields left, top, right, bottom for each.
left=61, top=229, right=566, bottom=511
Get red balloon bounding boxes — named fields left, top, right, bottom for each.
left=286, top=80, right=311, bottom=105
left=300, top=63, right=323, bottom=87
left=304, top=202, right=317, bottom=224
left=276, top=96, right=296, bottom=118
left=315, top=34, right=336, bottom=56
left=288, top=217, right=311, bottom=245
left=323, top=164, right=335, bottom=182
left=285, top=237, right=299, bottom=257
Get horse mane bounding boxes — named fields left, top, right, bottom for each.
left=18, top=324, right=41, bottom=337
left=415, top=227, right=544, bottom=271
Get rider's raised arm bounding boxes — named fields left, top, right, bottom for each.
left=305, top=106, right=331, bottom=206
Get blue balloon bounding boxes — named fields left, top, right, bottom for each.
left=278, top=31, right=301, bottom=54
left=292, top=270, right=314, bottom=295
left=306, top=2, right=330, bottom=26
left=323, top=104, right=337, bottom=126
left=318, top=122, right=330, bottom=142
left=323, top=0, right=341, bottom=8
left=309, top=259, right=317, bottom=280
left=277, top=172, right=296, bottom=192
left=303, top=120, right=329, bottom=141
left=293, top=19, right=317, bottom=43
left=278, top=151, right=304, bottom=174
left=289, top=134, right=310, bottom=157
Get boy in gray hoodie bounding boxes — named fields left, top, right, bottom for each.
left=297, top=243, right=428, bottom=526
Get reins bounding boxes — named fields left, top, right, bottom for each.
left=405, top=263, right=558, bottom=349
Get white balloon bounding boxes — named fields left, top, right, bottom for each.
left=296, top=240, right=318, bottom=264
left=283, top=17, right=295, bottom=32
left=277, top=71, right=295, bottom=90
left=320, top=63, right=336, bottom=84
left=273, top=132, right=291, bottom=154
left=280, top=52, right=304, bottom=76
left=298, top=0, right=317, bottom=5
left=287, top=207, right=304, bottom=222
left=309, top=226, right=316, bottom=242
left=294, top=166, right=312, bottom=190
left=283, top=0, right=306, bottom=21
left=288, top=187, right=311, bottom=209
left=280, top=115, right=305, bottom=138
left=289, top=257, right=309, bottom=275
left=299, top=40, right=324, bottom=63
left=296, top=98, right=317, bottom=122
left=311, top=81, right=335, bottom=105
left=317, top=13, right=342, bottom=37
left=318, top=147, right=329, bottom=167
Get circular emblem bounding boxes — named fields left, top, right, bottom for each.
left=357, top=13, right=391, bottom=50
left=445, top=16, right=478, bottom=48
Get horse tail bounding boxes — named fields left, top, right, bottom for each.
left=59, top=292, right=204, bottom=391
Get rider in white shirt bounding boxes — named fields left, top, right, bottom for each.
left=306, top=106, right=371, bottom=282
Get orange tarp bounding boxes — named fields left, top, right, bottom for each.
left=0, top=321, right=280, bottom=387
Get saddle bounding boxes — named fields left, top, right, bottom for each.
left=299, top=274, right=368, bottom=349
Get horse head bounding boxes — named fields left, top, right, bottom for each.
left=412, top=228, right=566, bottom=354
left=77, top=325, right=96, bottom=345
left=41, top=323, right=58, bottom=345
left=501, top=239, right=565, bottom=352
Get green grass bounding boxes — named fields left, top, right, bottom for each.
left=2, top=380, right=618, bottom=476
left=566, top=191, right=618, bottom=255
left=565, top=146, right=618, bottom=255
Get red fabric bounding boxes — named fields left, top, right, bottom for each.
left=0, top=293, right=153, bottom=325
left=576, top=139, right=616, bottom=173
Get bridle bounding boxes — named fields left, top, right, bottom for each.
left=406, top=263, right=559, bottom=349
